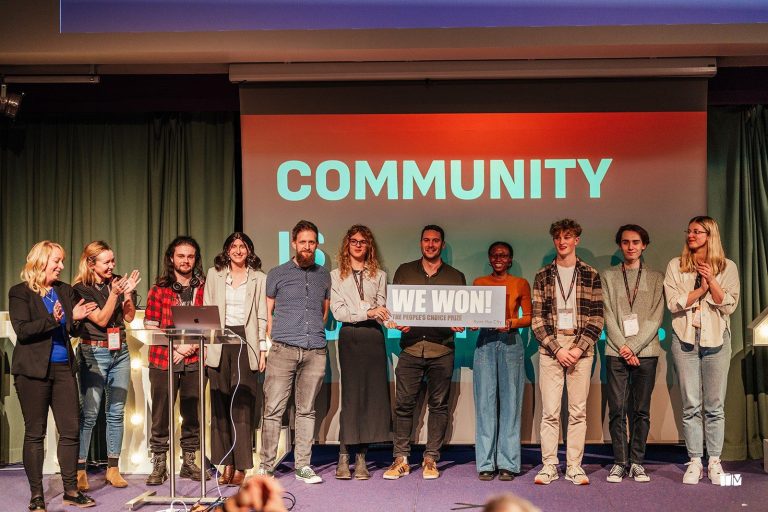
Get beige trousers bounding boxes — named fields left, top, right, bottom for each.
left=539, top=339, right=594, bottom=468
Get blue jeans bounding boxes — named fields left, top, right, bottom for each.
left=79, top=344, right=131, bottom=460
left=473, top=329, right=524, bottom=472
left=671, top=330, right=731, bottom=458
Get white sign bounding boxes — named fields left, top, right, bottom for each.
left=386, top=285, right=506, bottom=328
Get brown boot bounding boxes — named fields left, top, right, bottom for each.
left=335, top=453, right=351, bottom=479
left=354, top=452, right=370, bottom=480
left=218, top=465, right=234, bottom=486
left=105, top=466, right=128, bottom=488
left=77, top=469, right=89, bottom=491
left=230, top=469, right=246, bottom=487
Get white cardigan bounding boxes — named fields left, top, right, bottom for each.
left=663, top=257, right=740, bottom=348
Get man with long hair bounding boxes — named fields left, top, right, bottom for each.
left=144, top=236, right=209, bottom=485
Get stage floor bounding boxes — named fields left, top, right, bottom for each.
left=2, top=445, right=765, bottom=511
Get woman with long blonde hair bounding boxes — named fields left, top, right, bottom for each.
left=72, top=241, right=140, bottom=492
left=664, top=216, right=740, bottom=485
left=330, top=225, right=391, bottom=480
left=9, top=241, right=98, bottom=511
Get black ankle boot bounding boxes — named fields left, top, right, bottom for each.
left=145, top=453, right=167, bottom=486
left=179, top=451, right=210, bottom=481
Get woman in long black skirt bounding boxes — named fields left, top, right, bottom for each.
left=330, top=225, right=392, bottom=480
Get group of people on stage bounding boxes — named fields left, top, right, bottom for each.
left=8, top=215, right=739, bottom=511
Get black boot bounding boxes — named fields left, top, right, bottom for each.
left=354, top=451, right=370, bottom=480
left=179, top=452, right=210, bottom=481
left=335, top=453, right=351, bottom=480
left=146, top=453, right=168, bottom=486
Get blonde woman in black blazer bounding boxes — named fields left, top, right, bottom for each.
left=9, top=241, right=97, bottom=511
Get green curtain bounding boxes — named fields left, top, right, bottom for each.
left=709, top=106, right=768, bottom=460
left=0, top=113, right=236, bottom=310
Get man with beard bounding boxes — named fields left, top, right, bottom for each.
left=144, top=236, right=210, bottom=485
left=383, top=225, right=466, bottom=481
left=258, top=220, right=331, bottom=484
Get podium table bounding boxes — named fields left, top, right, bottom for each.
left=127, top=328, right=240, bottom=510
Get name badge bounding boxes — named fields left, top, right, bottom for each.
left=107, top=327, right=121, bottom=350
left=692, top=307, right=702, bottom=328
left=622, top=313, right=640, bottom=337
left=359, top=301, right=371, bottom=312
left=557, top=308, right=574, bottom=330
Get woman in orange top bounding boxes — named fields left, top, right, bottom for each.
left=472, top=241, right=532, bottom=481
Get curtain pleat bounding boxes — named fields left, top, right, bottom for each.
left=0, top=113, right=236, bottom=310
left=709, top=106, right=768, bottom=460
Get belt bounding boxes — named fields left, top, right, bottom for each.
left=81, top=339, right=123, bottom=348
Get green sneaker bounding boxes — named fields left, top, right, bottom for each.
left=295, top=465, right=323, bottom=484
left=255, top=467, right=274, bottom=478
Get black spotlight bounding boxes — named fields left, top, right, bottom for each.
left=1, top=84, right=24, bottom=119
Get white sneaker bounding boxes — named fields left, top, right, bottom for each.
left=629, top=463, right=650, bottom=482
left=565, top=465, right=590, bottom=485
left=683, top=460, right=703, bottom=485
left=708, top=460, right=723, bottom=485
left=606, top=464, right=626, bottom=483
left=534, top=464, right=559, bottom=485
left=295, top=465, right=323, bottom=484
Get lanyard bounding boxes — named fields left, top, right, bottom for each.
left=352, top=270, right=365, bottom=301
left=621, top=263, right=642, bottom=311
left=555, top=263, right=578, bottom=305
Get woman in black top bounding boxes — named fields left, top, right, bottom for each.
left=9, top=241, right=97, bottom=511
left=72, top=241, right=140, bottom=492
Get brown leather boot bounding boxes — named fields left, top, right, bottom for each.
left=77, top=469, right=89, bottom=491
left=230, top=469, right=246, bottom=487
left=105, top=466, right=128, bottom=488
left=218, top=465, right=234, bottom=486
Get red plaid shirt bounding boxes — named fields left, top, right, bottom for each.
left=144, top=284, right=205, bottom=370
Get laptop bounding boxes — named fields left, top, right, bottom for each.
left=171, top=305, right=222, bottom=331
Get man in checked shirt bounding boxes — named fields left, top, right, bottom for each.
left=532, top=219, right=604, bottom=487
left=144, top=236, right=210, bottom=485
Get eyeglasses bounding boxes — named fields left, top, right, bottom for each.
left=349, top=239, right=369, bottom=247
left=685, top=230, right=708, bottom=236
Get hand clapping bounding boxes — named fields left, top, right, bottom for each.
left=111, top=270, right=142, bottom=297
left=72, top=298, right=98, bottom=321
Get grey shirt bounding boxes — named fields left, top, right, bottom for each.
left=601, top=264, right=664, bottom=358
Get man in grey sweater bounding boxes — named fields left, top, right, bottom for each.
left=602, top=224, right=664, bottom=483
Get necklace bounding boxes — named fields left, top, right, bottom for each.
left=43, top=288, right=56, bottom=306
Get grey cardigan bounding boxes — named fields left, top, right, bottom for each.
left=203, top=266, right=267, bottom=371
left=601, top=264, right=664, bottom=358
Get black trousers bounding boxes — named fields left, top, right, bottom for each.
left=208, top=338, right=259, bottom=470
left=14, top=363, right=80, bottom=497
left=606, top=355, right=658, bottom=465
left=149, top=367, right=202, bottom=453
left=393, top=351, right=454, bottom=461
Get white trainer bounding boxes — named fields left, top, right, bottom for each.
left=708, top=460, right=723, bottom=485
left=683, top=460, right=703, bottom=485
